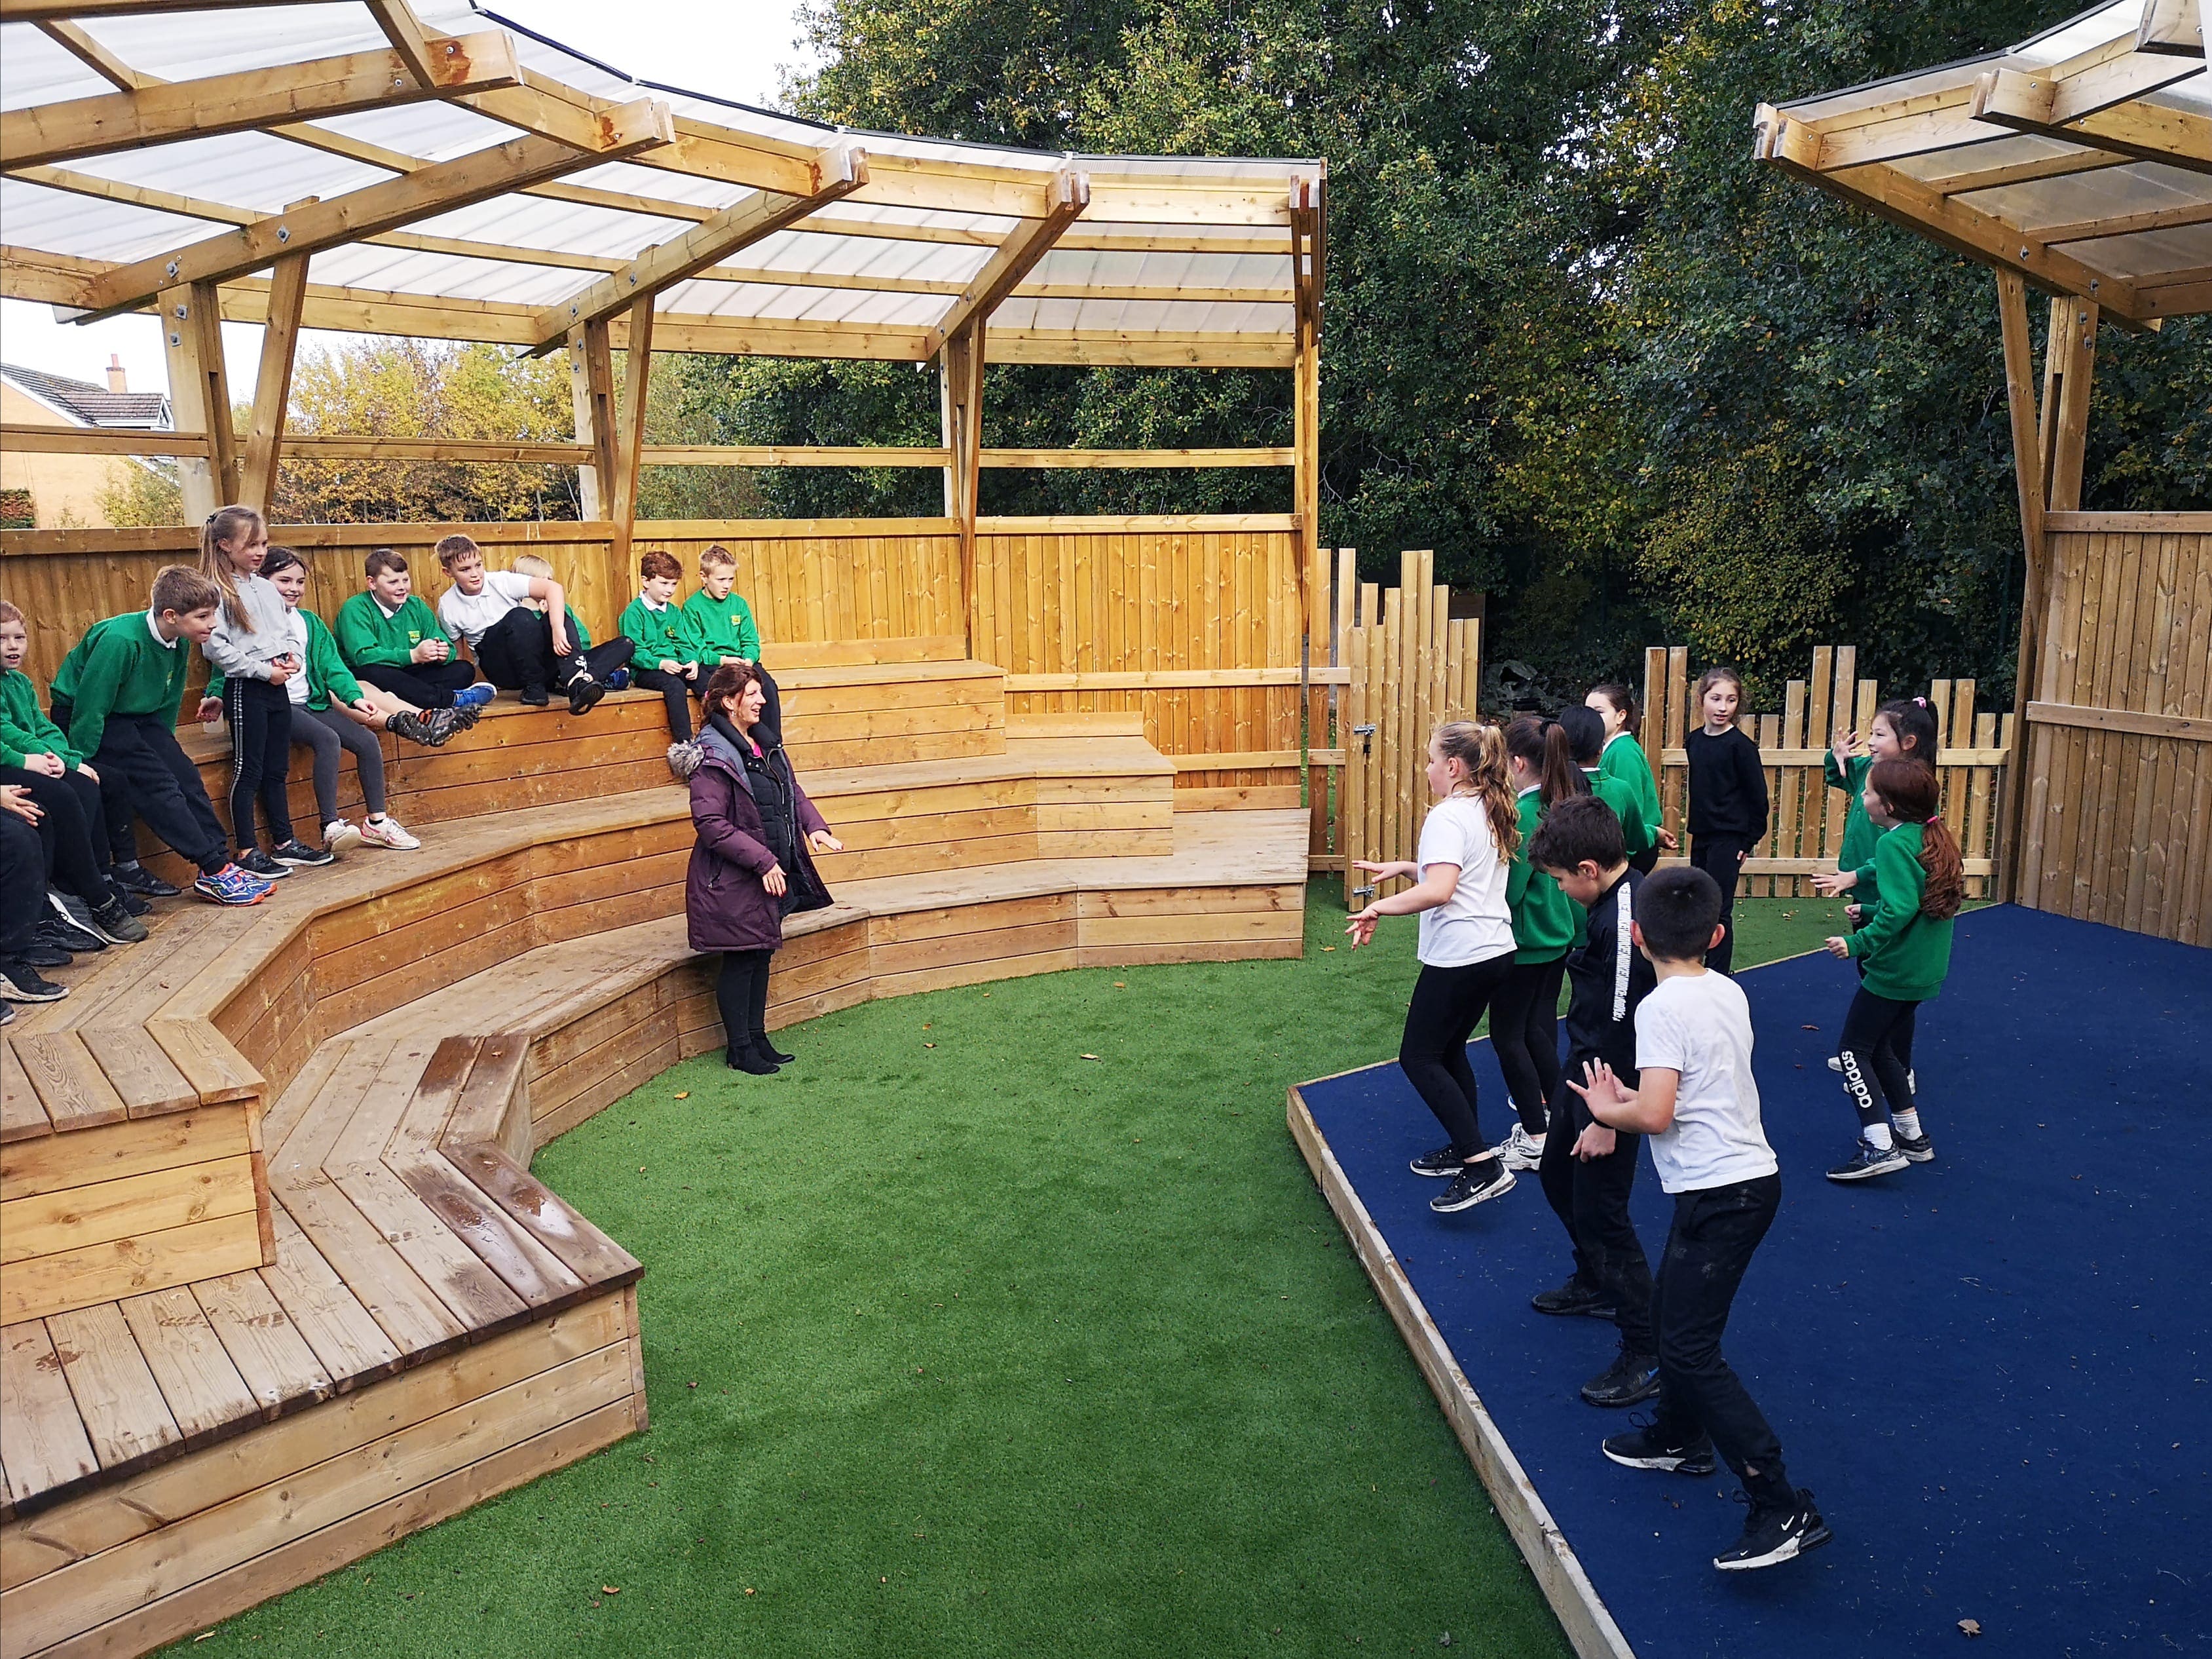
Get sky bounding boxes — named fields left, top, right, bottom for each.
left=0, top=0, right=817, bottom=402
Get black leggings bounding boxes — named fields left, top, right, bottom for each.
left=352, top=658, right=477, bottom=710
left=0, top=765, right=111, bottom=902
left=1537, top=1059, right=1655, bottom=1353
left=1490, top=955, right=1565, bottom=1137
left=632, top=665, right=700, bottom=742
left=1397, top=954, right=1515, bottom=1159
left=1688, top=833, right=1751, bottom=974
left=716, top=947, right=774, bottom=1056
left=1837, top=987, right=1920, bottom=1134
left=225, top=677, right=293, bottom=851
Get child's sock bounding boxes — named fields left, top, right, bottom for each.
left=1892, top=1108, right=1921, bottom=1139
left=1864, top=1120, right=1895, bottom=1151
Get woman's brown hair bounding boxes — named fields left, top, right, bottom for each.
left=1433, top=721, right=1520, bottom=862
left=1503, top=715, right=1585, bottom=810
left=1868, top=759, right=1962, bottom=920
left=703, top=660, right=764, bottom=721
left=198, top=505, right=265, bottom=633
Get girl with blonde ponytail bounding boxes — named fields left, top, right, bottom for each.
left=1348, top=721, right=1524, bottom=1214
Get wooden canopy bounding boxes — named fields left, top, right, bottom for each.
left=1754, top=0, right=2208, bottom=324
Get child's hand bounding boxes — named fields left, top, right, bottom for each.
left=196, top=695, right=223, bottom=723
left=27, top=751, right=66, bottom=779
left=1810, top=869, right=1856, bottom=896
left=1566, top=1058, right=1630, bottom=1111
left=1824, top=935, right=1852, bottom=959
left=1351, top=859, right=1412, bottom=880
left=1831, top=727, right=1858, bottom=762
left=1345, top=905, right=1380, bottom=948
left=268, top=659, right=295, bottom=686
left=658, top=658, right=681, bottom=675
left=762, top=863, right=787, bottom=897
left=411, top=639, right=442, bottom=664
left=1736, top=847, right=1748, bottom=866
left=1659, top=828, right=1679, bottom=850
left=75, top=761, right=98, bottom=784
left=1573, top=1122, right=1617, bottom=1161
left=551, top=622, right=572, bottom=657
left=808, top=830, right=843, bottom=854
left=681, top=662, right=698, bottom=680
left=722, top=655, right=743, bottom=666
left=350, top=698, right=377, bottom=717
left=1844, top=903, right=1864, bottom=926
left=1, top=784, right=41, bottom=824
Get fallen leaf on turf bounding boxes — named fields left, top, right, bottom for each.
left=1080, top=1053, right=1101, bottom=1061
left=745, top=1588, right=757, bottom=1596
left=924, top=1042, right=937, bottom=1048
left=1322, top=945, right=1336, bottom=951
left=195, top=1637, right=214, bottom=1645
left=1113, top=982, right=1125, bottom=987
left=602, top=1586, right=620, bottom=1595
left=673, top=1092, right=689, bottom=1099
left=1801, top=1024, right=1820, bottom=1031
left=1959, top=1619, right=1981, bottom=1637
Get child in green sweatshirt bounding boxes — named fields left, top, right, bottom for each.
left=621, top=548, right=701, bottom=750
left=1821, top=759, right=1960, bottom=1183
left=1812, top=695, right=1940, bottom=922
left=46, top=567, right=272, bottom=906
left=333, top=548, right=492, bottom=716
left=678, top=544, right=781, bottom=736
left=1587, top=683, right=1670, bottom=873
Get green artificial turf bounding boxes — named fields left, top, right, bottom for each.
left=164, top=893, right=1856, bottom=1659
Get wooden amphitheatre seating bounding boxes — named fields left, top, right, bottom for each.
left=0, top=639, right=1307, bottom=1656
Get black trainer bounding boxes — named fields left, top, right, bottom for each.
left=1431, top=1157, right=1514, bottom=1213
left=1602, top=1417, right=1716, bottom=1477
left=87, top=894, right=149, bottom=944
left=111, top=862, right=181, bottom=898
left=1826, top=1139, right=1908, bottom=1182
left=1531, top=1275, right=1617, bottom=1320
left=1409, top=1144, right=1467, bottom=1178
left=36, top=913, right=103, bottom=954
left=1891, top=1125, right=1936, bottom=1163
left=0, top=960, right=69, bottom=1002
left=17, top=938, right=73, bottom=968
left=236, top=848, right=291, bottom=880
left=1714, top=1490, right=1831, bottom=1572
left=568, top=673, right=607, bottom=716
left=107, top=878, right=153, bottom=916
left=1581, top=1348, right=1662, bottom=1408
left=520, top=683, right=551, bottom=707
left=270, top=839, right=337, bottom=868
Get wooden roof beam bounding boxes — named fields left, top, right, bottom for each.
left=31, top=19, right=149, bottom=88
left=1971, top=67, right=2212, bottom=174
left=0, top=34, right=519, bottom=168
left=0, top=0, right=326, bottom=14
left=530, top=145, right=869, bottom=346
left=71, top=99, right=675, bottom=322
left=364, top=0, right=441, bottom=87
left=2137, top=0, right=2205, bottom=58
left=926, top=170, right=1090, bottom=354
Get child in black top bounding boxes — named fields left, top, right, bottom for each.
left=1680, top=666, right=1767, bottom=975
left=1528, top=794, right=1659, bottom=1407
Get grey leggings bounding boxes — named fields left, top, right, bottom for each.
left=291, top=702, right=386, bottom=822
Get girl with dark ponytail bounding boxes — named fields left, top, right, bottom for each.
left=1491, top=718, right=1584, bottom=1169
left=1820, top=761, right=1962, bottom=1183
left=1560, top=704, right=1655, bottom=868
left=1587, top=683, right=1668, bottom=873
left=1812, top=694, right=1939, bottom=914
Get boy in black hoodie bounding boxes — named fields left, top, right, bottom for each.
left=1528, top=794, right=1659, bottom=1408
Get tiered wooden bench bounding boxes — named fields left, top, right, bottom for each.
left=0, top=643, right=1304, bottom=1656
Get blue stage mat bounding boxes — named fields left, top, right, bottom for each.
left=1295, top=905, right=2211, bottom=1658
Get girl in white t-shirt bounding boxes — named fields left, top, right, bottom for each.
left=1349, top=721, right=1524, bottom=1213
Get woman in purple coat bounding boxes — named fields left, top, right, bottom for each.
left=673, top=663, right=841, bottom=1073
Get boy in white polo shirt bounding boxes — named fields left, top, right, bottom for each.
left=1567, top=864, right=1828, bottom=1574
left=433, top=536, right=631, bottom=715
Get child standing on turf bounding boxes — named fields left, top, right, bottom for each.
left=1587, top=683, right=1670, bottom=873
left=1491, top=715, right=1584, bottom=1173
left=199, top=505, right=328, bottom=878
left=336, top=550, right=494, bottom=717
left=1679, top=668, right=1767, bottom=976
left=1347, top=721, right=1522, bottom=1216
left=1558, top=704, right=1654, bottom=869
left=1821, top=760, right=1961, bottom=1183
left=621, top=549, right=702, bottom=756
left=48, top=567, right=271, bottom=906
left=1528, top=795, right=1659, bottom=1408
left=1569, top=866, right=1828, bottom=1574
left=679, top=546, right=782, bottom=737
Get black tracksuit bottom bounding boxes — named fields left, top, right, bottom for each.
left=1837, top=987, right=1921, bottom=1134
left=224, top=676, right=293, bottom=852
left=352, top=658, right=478, bottom=710
left=48, top=705, right=229, bottom=876
left=0, top=765, right=113, bottom=902
left=1537, top=1053, right=1655, bottom=1354
left=1490, top=955, right=1565, bottom=1137
left=474, top=610, right=633, bottom=698
left=1688, top=833, right=1752, bottom=974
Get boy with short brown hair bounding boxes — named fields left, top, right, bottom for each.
left=620, top=548, right=701, bottom=750
left=334, top=548, right=491, bottom=715
left=677, top=545, right=781, bottom=735
left=434, top=535, right=631, bottom=714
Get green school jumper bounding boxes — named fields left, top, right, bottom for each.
left=1844, top=823, right=1954, bottom=1001
left=1, top=667, right=83, bottom=769
left=679, top=588, right=762, bottom=664
left=1582, top=767, right=1654, bottom=858
left=1598, top=731, right=1664, bottom=849
left=1826, top=750, right=1886, bottom=898
left=49, top=612, right=191, bottom=759
left=1507, top=788, right=1577, bottom=964
left=333, top=592, right=450, bottom=670
left=620, top=596, right=693, bottom=668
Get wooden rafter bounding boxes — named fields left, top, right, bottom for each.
left=530, top=147, right=869, bottom=345
left=2136, top=0, right=2205, bottom=57
left=73, top=104, right=675, bottom=322
left=238, top=232, right=310, bottom=517
left=364, top=0, right=441, bottom=86
left=567, top=319, right=617, bottom=521
left=0, top=35, right=520, bottom=169
left=610, top=296, right=654, bottom=563
left=926, top=170, right=1090, bottom=354
left=31, top=19, right=148, bottom=88
left=0, top=0, right=325, bottom=14
left=1970, top=66, right=2212, bottom=173
left=2034, top=199, right=2212, bottom=242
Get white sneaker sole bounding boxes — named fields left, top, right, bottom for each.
left=1715, top=1520, right=1831, bottom=1571
left=1431, top=1168, right=1515, bottom=1212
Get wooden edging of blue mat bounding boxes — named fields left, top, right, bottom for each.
left=1286, top=1078, right=1636, bottom=1659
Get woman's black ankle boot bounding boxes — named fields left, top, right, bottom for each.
left=728, top=1044, right=779, bottom=1075
left=756, top=1033, right=796, bottom=1065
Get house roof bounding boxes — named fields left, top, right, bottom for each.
left=0, top=362, right=172, bottom=428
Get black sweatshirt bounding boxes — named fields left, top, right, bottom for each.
left=1563, top=867, right=1657, bottom=1081
left=1683, top=725, right=1770, bottom=841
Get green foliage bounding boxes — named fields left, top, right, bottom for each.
left=93, top=458, right=183, bottom=527
left=0, top=487, right=36, bottom=529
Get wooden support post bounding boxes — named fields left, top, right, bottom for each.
left=566, top=318, right=616, bottom=522
left=1994, top=271, right=2051, bottom=906
left=609, top=295, right=654, bottom=565
left=236, top=218, right=311, bottom=518
left=1290, top=175, right=1324, bottom=627
left=940, top=322, right=984, bottom=651
left=158, top=281, right=233, bottom=519
left=2044, top=298, right=2099, bottom=514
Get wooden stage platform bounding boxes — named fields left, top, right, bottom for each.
left=0, top=651, right=1306, bottom=1657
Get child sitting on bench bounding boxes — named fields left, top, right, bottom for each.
left=335, top=548, right=494, bottom=717
left=679, top=544, right=781, bottom=737
left=434, top=536, right=631, bottom=714
left=621, top=548, right=700, bottom=757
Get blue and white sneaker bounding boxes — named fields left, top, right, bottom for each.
left=454, top=683, right=496, bottom=711
left=194, top=864, right=272, bottom=906
left=605, top=667, right=631, bottom=691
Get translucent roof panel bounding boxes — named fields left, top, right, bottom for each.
left=0, top=0, right=1323, bottom=364
left=1761, top=2, right=2209, bottom=320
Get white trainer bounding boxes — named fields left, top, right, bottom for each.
left=323, top=818, right=364, bottom=853
left=1494, top=1122, right=1547, bottom=1171
left=358, top=815, right=421, bottom=850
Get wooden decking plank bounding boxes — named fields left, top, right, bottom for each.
left=324, top=1039, right=438, bottom=1178
left=333, top=1163, right=529, bottom=1333
left=275, top=1179, right=470, bottom=1360
left=78, top=1025, right=199, bottom=1120
left=445, top=1032, right=529, bottom=1147
left=191, top=1270, right=334, bottom=1421
left=45, top=1301, right=183, bottom=1472
left=441, top=1142, right=642, bottom=1288
left=12, top=1031, right=129, bottom=1132
left=390, top=1151, right=585, bottom=1311
left=257, top=1211, right=403, bottom=1390
left=0, top=1319, right=98, bottom=1507
left=145, top=1018, right=263, bottom=1106
left=118, top=1287, right=259, bottom=1449
left=386, top=1035, right=479, bottom=1161
left=265, top=1037, right=392, bottom=1185
left=0, top=1038, right=52, bottom=1141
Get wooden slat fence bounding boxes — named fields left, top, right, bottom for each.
left=1641, top=644, right=2014, bottom=900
